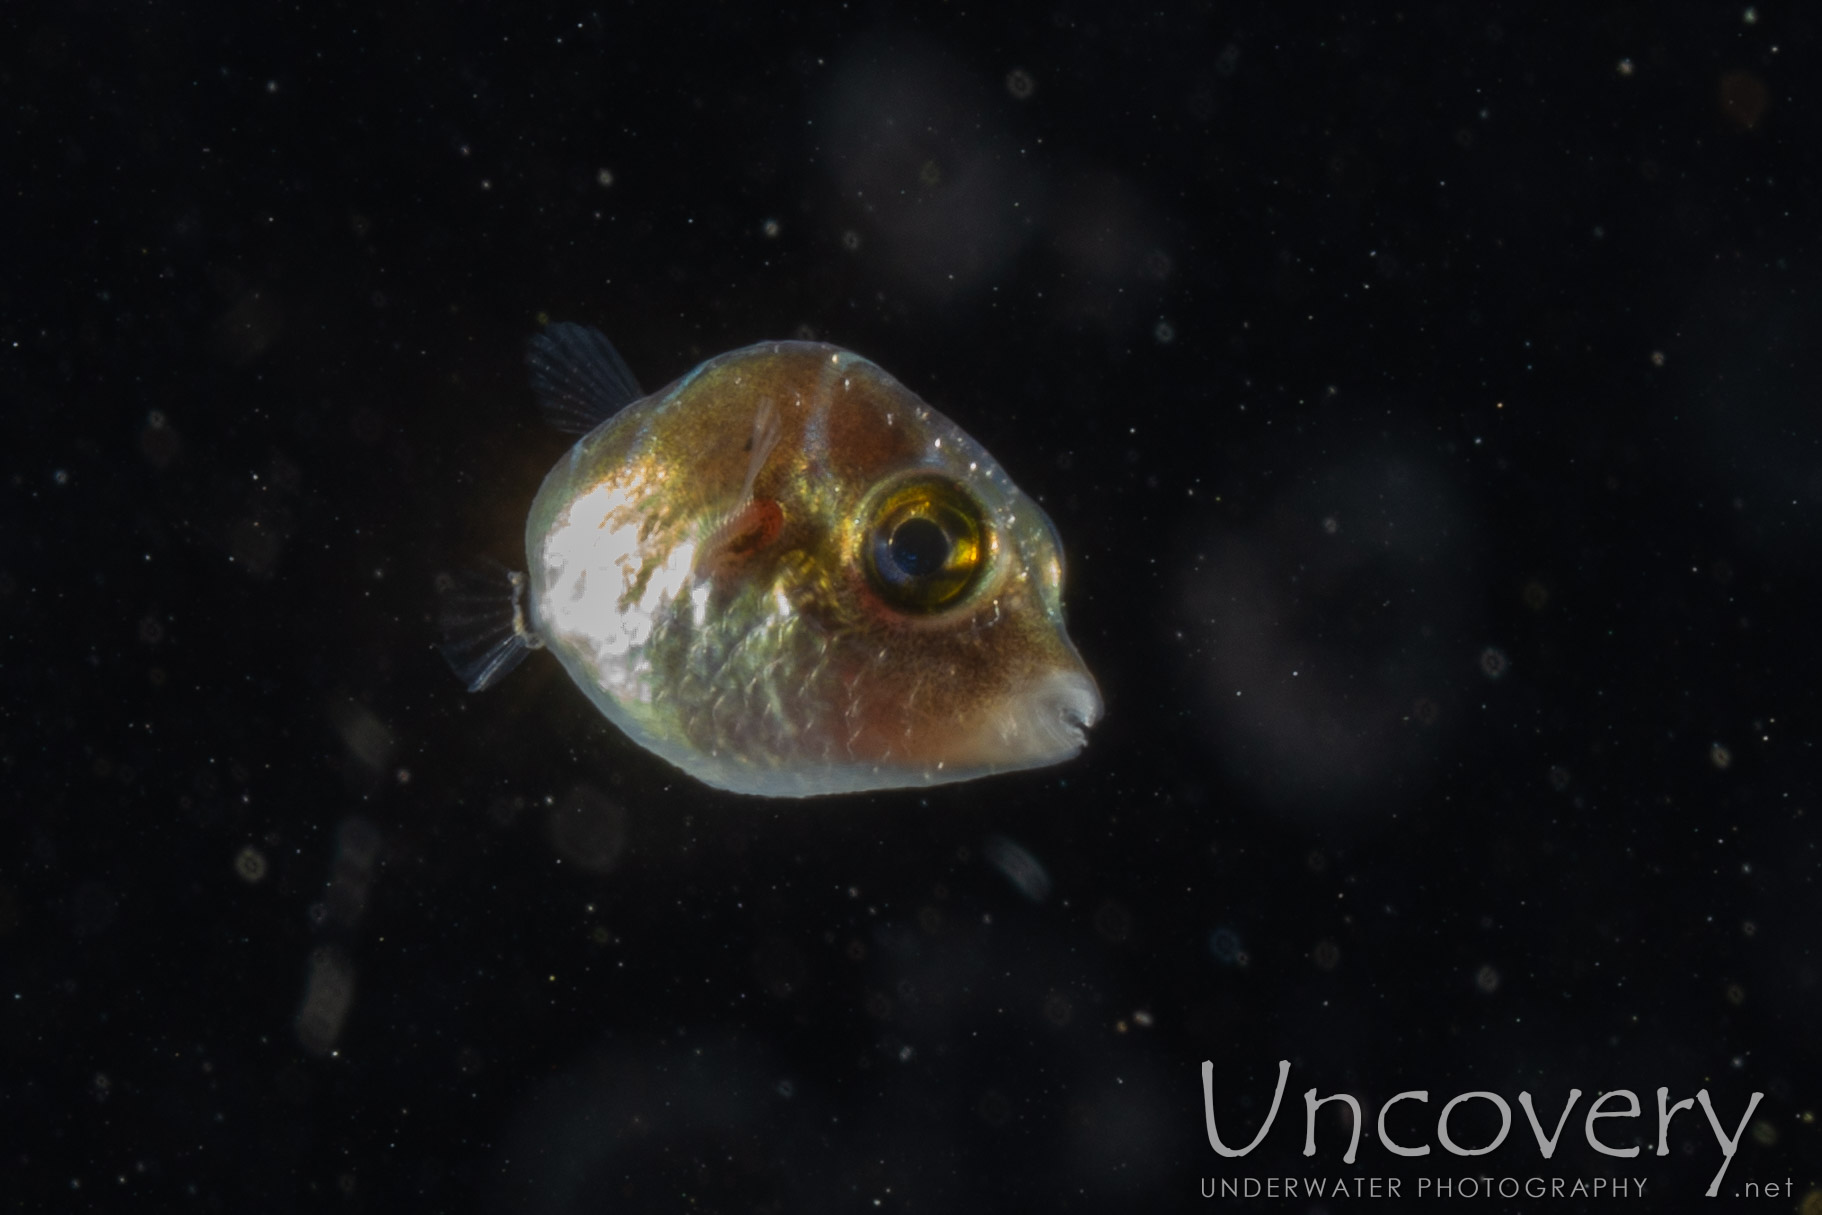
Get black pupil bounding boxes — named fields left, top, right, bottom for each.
left=888, top=517, right=949, bottom=577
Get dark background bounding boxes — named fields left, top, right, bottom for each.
left=6, top=2, right=1818, bottom=1211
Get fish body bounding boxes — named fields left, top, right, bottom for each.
left=450, top=325, right=1099, bottom=798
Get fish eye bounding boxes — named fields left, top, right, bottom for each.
left=864, top=477, right=988, bottom=611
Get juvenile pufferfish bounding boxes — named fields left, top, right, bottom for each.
left=445, top=322, right=1100, bottom=797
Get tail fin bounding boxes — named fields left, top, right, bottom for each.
left=437, top=560, right=544, bottom=691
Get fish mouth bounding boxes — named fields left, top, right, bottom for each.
left=975, top=667, right=1103, bottom=767
left=1034, top=668, right=1102, bottom=752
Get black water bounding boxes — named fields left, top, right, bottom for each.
left=9, top=4, right=1818, bottom=1211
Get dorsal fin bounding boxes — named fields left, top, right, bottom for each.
left=526, top=322, right=644, bottom=435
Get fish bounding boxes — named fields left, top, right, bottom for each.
left=442, top=322, right=1100, bottom=797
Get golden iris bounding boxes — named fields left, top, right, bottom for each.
left=863, top=476, right=988, bottom=611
